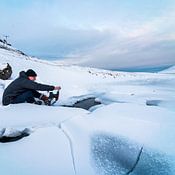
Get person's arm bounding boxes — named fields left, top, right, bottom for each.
left=23, top=79, right=55, bottom=91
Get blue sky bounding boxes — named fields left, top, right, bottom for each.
left=0, top=0, right=175, bottom=69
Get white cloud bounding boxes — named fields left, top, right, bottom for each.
left=64, top=7, right=175, bottom=69
left=0, top=1, right=175, bottom=69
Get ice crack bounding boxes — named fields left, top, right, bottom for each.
left=126, top=147, right=143, bottom=174
left=58, top=121, right=77, bottom=175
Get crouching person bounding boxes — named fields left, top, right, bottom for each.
left=2, top=69, right=61, bottom=106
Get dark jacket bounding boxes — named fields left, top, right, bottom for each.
left=2, top=71, right=54, bottom=105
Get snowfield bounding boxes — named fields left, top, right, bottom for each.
left=0, top=47, right=175, bottom=175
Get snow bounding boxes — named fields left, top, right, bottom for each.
left=160, top=65, right=175, bottom=74
left=0, top=127, right=75, bottom=175
left=0, top=63, right=8, bottom=70
left=0, top=47, right=175, bottom=174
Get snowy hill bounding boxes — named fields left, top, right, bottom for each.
left=160, top=65, right=175, bottom=74
left=0, top=46, right=175, bottom=175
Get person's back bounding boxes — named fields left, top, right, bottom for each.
left=3, top=71, right=30, bottom=105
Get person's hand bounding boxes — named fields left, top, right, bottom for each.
left=54, top=86, right=61, bottom=90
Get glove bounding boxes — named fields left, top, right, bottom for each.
left=54, top=86, right=61, bottom=90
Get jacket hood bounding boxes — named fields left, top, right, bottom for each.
left=19, top=71, right=28, bottom=78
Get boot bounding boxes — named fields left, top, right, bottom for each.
left=34, top=100, right=42, bottom=105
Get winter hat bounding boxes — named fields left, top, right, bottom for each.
left=26, top=69, right=37, bottom=77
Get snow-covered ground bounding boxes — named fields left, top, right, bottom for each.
left=0, top=46, right=175, bottom=175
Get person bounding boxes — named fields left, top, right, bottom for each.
left=2, top=69, right=61, bottom=106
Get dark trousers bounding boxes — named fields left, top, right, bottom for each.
left=11, top=90, right=41, bottom=104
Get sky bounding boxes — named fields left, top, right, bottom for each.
left=0, top=0, right=175, bottom=70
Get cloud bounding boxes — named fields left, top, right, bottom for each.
left=64, top=7, right=175, bottom=69
left=0, top=1, right=175, bottom=69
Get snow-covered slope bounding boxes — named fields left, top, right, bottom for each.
left=0, top=46, right=175, bottom=175
left=160, top=65, right=175, bottom=74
